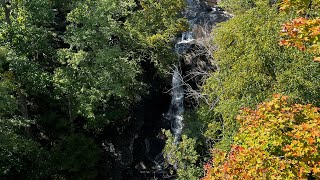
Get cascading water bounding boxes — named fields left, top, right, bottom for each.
left=166, top=0, right=232, bottom=145
left=108, top=1, right=232, bottom=179
left=166, top=67, right=185, bottom=144
left=175, top=32, right=194, bottom=54
left=166, top=0, right=201, bottom=144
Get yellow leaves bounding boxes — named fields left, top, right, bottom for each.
left=314, top=56, right=320, bottom=62
left=312, top=165, right=320, bottom=174
left=279, top=0, right=320, bottom=61
left=279, top=161, right=287, bottom=171
left=203, top=95, right=320, bottom=179
left=279, top=0, right=313, bottom=15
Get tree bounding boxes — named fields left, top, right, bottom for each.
left=124, top=0, right=187, bottom=70
left=203, top=95, right=320, bottom=179
left=51, top=134, right=101, bottom=179
left=57, top=0, right=187, bottom=126
left=125, top=0, right=187, bottom=48
left=279, top=0, right=320, bottom=61
left=163, top=130, right=202, bottom=179
left=200, top=0, right=320, bottom=151
left=55, top=0, right=142, bottom=126
left=0, top=0, right=188, bottom=178
left=0, top=117, right=52, bottom=179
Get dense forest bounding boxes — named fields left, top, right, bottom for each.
left=0, top=0, right=319, bottom=179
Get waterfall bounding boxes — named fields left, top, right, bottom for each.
left=167, top=66, right=184, bottom=144
left=175, top=32, right=194, bottom=54
left=166, top=0, right=202, bottom=144
left=166, top=0, right=200, bottom=144
left=166, top=0, right=232, bottom=144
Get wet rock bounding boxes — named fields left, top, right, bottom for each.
left=205, top=0, right=218, bottom=6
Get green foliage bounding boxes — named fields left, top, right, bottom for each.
left=57, top=0, right=188, bottom=125
left=183, top=107, right=220, bottom=150
left=203, top=95, right=320, bottom=179
left=53, top=48, right=141, bottom=123
left=52, top=134, right=101, bottom=180
left=0, top=118, right=51, bottom=179
left=124, top=0, right=187, bottom=70
left=9, top=56, right=52, bottom=95
left=65, top=0, right=136, bottom=50
left=0, top=0, right=55, bottom=58
left=218, top=0, right=251, bottom=14
left=201, top=0, right=320, bottom=150
left=0, top=0, right=187, bottom=178
left=0, top=72, right=17, bottom=117
left=125, top=0, right=187, bottom=47
left=163, top=130, right=202, bottom=179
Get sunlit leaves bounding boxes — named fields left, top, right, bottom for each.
left=163, top=130, right=202, bottom=179
left=203, top=95, right=320, bottom=179
left=279, top=0, right=320, bottom=14
left=201, top=0, right=320, bottom=152
left=66, top=0, right=136, bottom=50
left=279, top=17, right=320, bottom=60
left=125, top=0, right=187, bottom=47
left=0, top=0, right=189, bottom=178
left=279, top=0, right=320, bottom=61
left=53, top=47, right=140, bottom=121
left=201, top=1, right=320, bottom=178
left=202, top=5, right=282, bottom=150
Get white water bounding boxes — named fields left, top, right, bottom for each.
left=168, top=67, right=184, bottom=143
left=175, top=32, right=194, bottom=54
left=167, top=0, right=200, bottom=144
left=167, top=0, right=232, bottom=144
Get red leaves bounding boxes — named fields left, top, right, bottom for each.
left=203, top=95, right=320, bottom=179
left=279, top=3, right=320, bottom=61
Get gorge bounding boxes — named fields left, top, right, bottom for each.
left=110, top=0, right=233, bottom=179
left=1, top=0, right=319, bottom=179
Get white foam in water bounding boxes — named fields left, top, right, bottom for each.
left=166, top=67, right=184, bottom=144
left=168, top=0, right=199, bottom=144
left=178, top=32, right=195, bottom=44
left=175, top=32, right=194, bottom=54
left=167, top=0, right=232, bottom=145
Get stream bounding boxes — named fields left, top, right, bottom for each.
left=106, top=0, right=231, bottom=179
left=168, top=0, right=231, bottom=145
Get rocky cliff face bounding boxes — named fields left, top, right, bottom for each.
left=101, top=1, right=232, bottom=179
left=98, top=60, right=172, bottom=179
left=180, top=0, right=231, bottom=108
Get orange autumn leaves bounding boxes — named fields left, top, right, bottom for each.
left=280, top=17, right=320, bottom=61
left=279, top=0, right=320, bottom=13
left=203, top=95, right=320, bottom=179
left=279, top=0, right=320, bottom=61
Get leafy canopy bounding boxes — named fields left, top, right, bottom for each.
left=203, top=95, right=320, bottom=179
left=200, top=0, right=320, bottom=151
left=279, top=0, right=320, bottom=61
